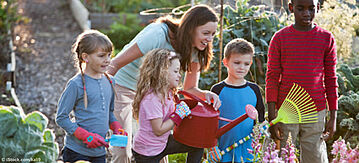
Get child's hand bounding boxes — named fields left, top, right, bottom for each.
left=170, top=101, right=191, bottom=126
left=323, top=111, right=336, bottom=141
left=74, top=127, right=109, bottom=148
left=110, top=121, right=128, bottom=136
left=205, top=91, right=221, bottom=110
left=269, top=124, right=283, bottom=140
left=175, top=101, right=191, bottom=118
left=267, top=102, right=282, bottom=140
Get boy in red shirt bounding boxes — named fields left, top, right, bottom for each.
left=265, top=0, right=338, bottom=162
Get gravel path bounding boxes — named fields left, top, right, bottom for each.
left=13, top=0, right=81, bottom=159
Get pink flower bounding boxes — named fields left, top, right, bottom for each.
left=263, top=142, right=284, bottom=163
left=281, top=143, right=297, bottom=163
left=331, top=137, right=359, bottom=162
left=248, top=149, right=254, bottom=154
left=331, top=138, right=346, bottom=156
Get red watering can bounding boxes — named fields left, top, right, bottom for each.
left=173, top=90, right=258, bottom=148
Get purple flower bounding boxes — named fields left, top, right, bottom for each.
left=331, top=137, right=359, bottom=162
left=331, top=138, right=346, bottom=156
left=263, top=142, right=284, bottom=163
left=281, top=143, right=297, bottom=163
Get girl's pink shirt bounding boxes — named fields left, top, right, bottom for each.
left=133, top=91, right=175, bottom=156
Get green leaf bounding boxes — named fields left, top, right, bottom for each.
left=14, top=123, right=43, bottom=151
left=43, top=129, right=55, bottom=142
left=0, top=137, right=24, bottom=158
left=259, top=38, right=269, bottom=48
left=25, top=111, right=48, bottom=132
left=8, top=106, right=26, bottom=123
left=232, top=29, right=244, bottom=38
left=23, top=149, right=45, bottom=163
left=0, top=107, right=18, bottom=137
left=39, top=142, right=59, bottom=162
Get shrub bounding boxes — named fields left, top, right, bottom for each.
left=81, top=0, right=189, bottom=13
left=101, top=13, right=144, bottom=52
left=333, top=64, right=359, bottom=149
left=315, top=0, right=359, bottom=65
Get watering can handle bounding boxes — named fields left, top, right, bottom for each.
left=177, top=90, right=210, bottom=107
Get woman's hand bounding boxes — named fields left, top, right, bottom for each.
left=107, top=43, right=143, bottom=75
left=205, top=91, right=221, bottom=110
left=183, top=62, right=221, bottom=110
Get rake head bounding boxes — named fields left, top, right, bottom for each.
left=272, top=83, right=318, bottom=125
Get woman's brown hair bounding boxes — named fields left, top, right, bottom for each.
left=158, top=5, right=218, bottom=72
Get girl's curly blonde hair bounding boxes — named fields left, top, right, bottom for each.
left=132, top=49, right=181, bottom=120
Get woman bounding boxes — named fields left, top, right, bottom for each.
left=107, top=5, right=221, bottom=163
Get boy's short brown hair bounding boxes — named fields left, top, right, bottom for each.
left=224, top=38, right=255, bottom=59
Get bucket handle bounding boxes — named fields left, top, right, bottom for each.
left=176, top=90, right=211, bottom=107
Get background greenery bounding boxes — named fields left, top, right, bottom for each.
left=199, top=0, right=288, bottom=90
left=0, top=0, right=22, bottom=106
left=81, top=0, right=190, bottom=13
left=0, top=0, right=20, bottom=68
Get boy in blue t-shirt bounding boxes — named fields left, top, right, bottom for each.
left=211, top=38, right=265, bottom=163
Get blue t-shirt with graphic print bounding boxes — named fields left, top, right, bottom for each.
left=211, top=81, right=265, bottom=163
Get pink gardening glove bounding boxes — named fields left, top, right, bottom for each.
left=110, top=121, right=128, bottom=136
left=170, top=101, right=191, bottom=126
left=74, top=127, right=109, bottom=148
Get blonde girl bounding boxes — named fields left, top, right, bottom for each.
left=56, top=30, right=125, bottom=163
left=132, top=49, right=202, bottom=163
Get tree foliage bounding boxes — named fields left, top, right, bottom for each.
left=315, top=0, right=359, bottom=65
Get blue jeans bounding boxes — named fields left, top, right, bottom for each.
left=62, top=147, right=106, bottom=163
left=133, top=134, right=203, bottom=163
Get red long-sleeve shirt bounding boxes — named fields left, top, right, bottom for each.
left=265, top=24, right=338, bottom=111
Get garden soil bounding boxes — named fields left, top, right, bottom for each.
left=13, top=0, right=83, bottom=161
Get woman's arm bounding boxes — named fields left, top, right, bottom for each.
left=107, top=43, right=143, bottom=76
left=150, top=118, right=175, bottom=136
left=183, top=62, right=221, bottom=109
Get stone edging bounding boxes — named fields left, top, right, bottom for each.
left=7, top=29, right=22, bottom=108
left=68, top=0, right=90, bottom=31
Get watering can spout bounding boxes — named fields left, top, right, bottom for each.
left=216, top=104, right=258, bottom=138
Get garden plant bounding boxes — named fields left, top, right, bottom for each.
left=0, top=105, right=59, bottom=163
